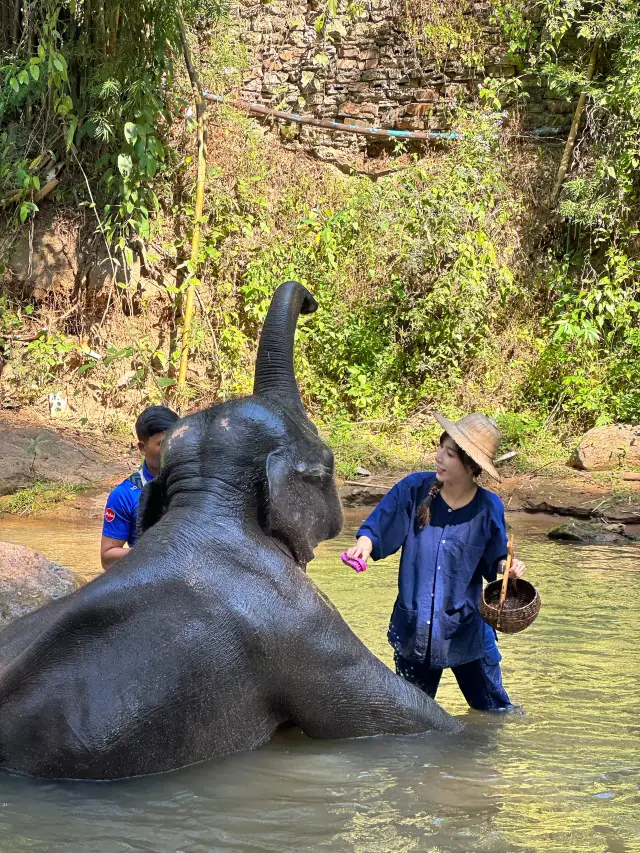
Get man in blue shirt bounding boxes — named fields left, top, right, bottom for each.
left=100, top=405, right=179, bottom=569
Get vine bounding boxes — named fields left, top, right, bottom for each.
left=400, top=0, right=486, bottom=70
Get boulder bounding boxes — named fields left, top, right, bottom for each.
left=0, top=542, right=78, bottom=628
left=570, top=424, right=640, bottom=472
left=548, top=520, right=640, bottom=545
left=339, top=483, right=387, bottom=507
left=0, top=424, right=125, bottom=496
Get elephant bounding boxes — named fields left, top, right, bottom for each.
left=0, top=281, right=460, bottom=781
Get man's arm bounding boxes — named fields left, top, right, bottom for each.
left=101, top=485, right=133, bottom=569
left=100, top=536, right=129, bottom=570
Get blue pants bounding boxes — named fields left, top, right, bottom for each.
left=394, top=628, right=512, bottom=712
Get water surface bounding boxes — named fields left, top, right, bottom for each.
left=0, top=510, right=638, bottom=852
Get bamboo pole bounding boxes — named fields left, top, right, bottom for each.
left=97, top=5, right=107, bottom=56
left=550, top=40, right=600, bottom=207
left=204, top=92, right=461, bottom=142
left=108, top=3, right=120, bottom=57
left=177, top=10, right=207, bottom=390
left=11, top=0, right=20, bottom=44
left=1, top=1, right=9, bottom=51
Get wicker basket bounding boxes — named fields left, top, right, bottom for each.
left=480, top=578, right=541, bottom=634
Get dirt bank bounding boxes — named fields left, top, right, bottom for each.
left=2, top=412, right=639, bottom=524
left=30, top=465, right=640, bottom=526
left=340, top=469, right=640, bottom=524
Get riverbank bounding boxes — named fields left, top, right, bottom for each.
left=340, top=467, right=640, bottom=524
left=2, top=410, right=640, bottom=524
left=3, top=466, right=639, bottom=526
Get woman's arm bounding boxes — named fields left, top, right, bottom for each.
left=482, top=496, right=526, bottom=580
left=351, top=474, right=426, bottom=561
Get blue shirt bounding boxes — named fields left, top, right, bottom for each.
left=102, top=461, right=154, bottom=547
left=357, top=472, right=508, bottom=669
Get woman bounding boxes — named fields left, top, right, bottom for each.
left=346, top=412, right=526, bottom=711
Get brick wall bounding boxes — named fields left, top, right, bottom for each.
left=231, top=0, right=570, bottom=153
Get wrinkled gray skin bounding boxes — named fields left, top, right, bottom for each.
left=0, top=281, right=459, bottom=781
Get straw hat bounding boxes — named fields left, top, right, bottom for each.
left=434, top=412, right=503, bottom=483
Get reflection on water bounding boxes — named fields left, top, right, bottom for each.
left=0, top=510, right=639, bottom=852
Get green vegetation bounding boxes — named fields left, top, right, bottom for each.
left=1, top=0, right=639, bottom=476
left=527, top=0, right=640, bottom=428
left=400, top=0, right=487, bottom=70
left=1, top=483, right=87, bottom=515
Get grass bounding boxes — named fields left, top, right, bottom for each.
left=1, top=483, right=88, bottom=515
left=321, top=413, right=574, bottom=480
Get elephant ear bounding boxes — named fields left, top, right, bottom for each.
left=137, top=475, right=167, bottom=537
left=265, top=448, right=325, bottom=567
left=267, top=449, right=317, bottom=565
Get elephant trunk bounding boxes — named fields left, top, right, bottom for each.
left=253, top=281, right=318, bottom=406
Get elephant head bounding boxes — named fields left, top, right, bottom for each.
left=139, top=281, right=343, bottom=565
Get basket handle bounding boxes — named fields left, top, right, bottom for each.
left=498, top=533, right=514, bottom=610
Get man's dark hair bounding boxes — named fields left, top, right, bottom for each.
left=135, top=406, right=179, bottom=442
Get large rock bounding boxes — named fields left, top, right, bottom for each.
left=0, top=424, right=124, bottom=495
left=548, top=520, right=640, bottom=545
left=0, top=542, right=78, bottom=628
left=339, top=483, right=388, bottom=507
left=570, top=424, right=640, bottom=472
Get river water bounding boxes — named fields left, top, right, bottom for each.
left=0, top=509, right=638, bottom=853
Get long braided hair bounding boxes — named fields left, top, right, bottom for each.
left=417, top=432, right=483, bottom=528
left=416, top=478, right=443, bottom=528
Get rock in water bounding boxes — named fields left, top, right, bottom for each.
left=548, top=520, right=639, bottom=545
left=0, top=542, right=78, bottom=629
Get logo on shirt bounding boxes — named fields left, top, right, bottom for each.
left=105, top=508, right=116, bottom=523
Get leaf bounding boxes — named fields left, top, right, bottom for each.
left=10, top=77, right=19, bottom=93
left=30, top=64, right=40, bottom=82
left=53, top=57, right=65, bottom=73
left=327, top=19, right=347, bottom=38
left=314, top=52, right=330, bottom=68
left=66, top=116, right=78, bottom=151
left=124, top=122, right=138, bottom=144
left=327, top=0, right=338, bottom=15
left=117, top=154, right=133, bottom=177
left=116, top=370, right=136, bottom=387
left=301, top=71, right=316, bottom=89
left=156, top=377, right=177, bottom=388
left=314, top=13, right=325, bottom=32
left=18, top=70, right=29, bottom=86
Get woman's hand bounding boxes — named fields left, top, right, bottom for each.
left=499, top=557, right=526, bottom=579
left=347, top=536, right=373, bottom=563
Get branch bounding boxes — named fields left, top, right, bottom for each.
left=550, top=40, right=600, bottom=208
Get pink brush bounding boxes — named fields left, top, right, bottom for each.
left=341, top=552, right=367, bottom=573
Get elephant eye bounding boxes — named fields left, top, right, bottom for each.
left=297, top=463, right=330, bottom=484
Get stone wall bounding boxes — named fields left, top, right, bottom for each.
left=232, top=0, right=571, bottom=154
